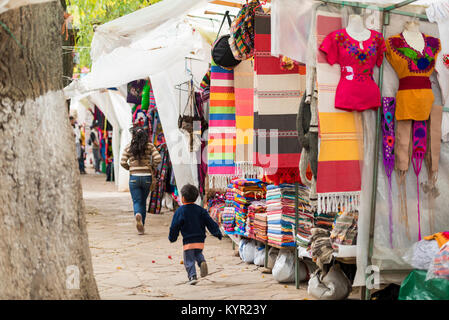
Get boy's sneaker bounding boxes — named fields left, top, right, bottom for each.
left=200, top=261, right=208, bottom=278
left=135, top=213, right=144, bottom=235
left=188, top=275, right=198, bottom=285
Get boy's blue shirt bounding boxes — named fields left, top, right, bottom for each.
left=168, top=203, right=222, bottom=245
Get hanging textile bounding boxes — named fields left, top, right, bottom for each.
left=382, top=97, right=397, bottom=248
left=411, top=120, right=427, bottom=241
left=195, top=92, right=208, bottom=196
left=253, top=12, right=304, bottom=182
left=127, top=79, right=147, bottom=105
left=315, top=10, right=362, bottom=214
left=423, top=105, right=443, bottom=234
left=200, top=67, right=211, bottom=101
left=148, top=143, right=171, bottom=215
left=207, top=61, right=237, bottom=190
left=147, top=106, right=165, bottom=147
left=234, top=59, right=259, bottom=178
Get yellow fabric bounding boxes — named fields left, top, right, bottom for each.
left=318, top=112, right=362, bottom=162
left=424, top=232, right=449, bottom=248
left=210, top=92, right=235, bottom=100
left=386, top=34, right=441, bottom=121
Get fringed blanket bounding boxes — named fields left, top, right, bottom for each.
left=234, top=59, right=260, bottom=178
left=253, top=13, right=304, bottom=179
left=315, top=10, right=363, bottom=214
left=208, top=62, right=237, bottom=190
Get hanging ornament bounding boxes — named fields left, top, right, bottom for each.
left=381, top=97, right=396, bottom=248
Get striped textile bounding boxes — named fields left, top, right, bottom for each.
left=207, top=62, right=237, bottom=189
left=315, top=10, right=363, bottom=214
left=234, top=59, right=260, bottom=177
left=253, top=13, right=305, bottom=172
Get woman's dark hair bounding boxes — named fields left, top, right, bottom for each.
left=129, top=127, right=148, bottom=160
left=181, top=184, right=199, bottom=203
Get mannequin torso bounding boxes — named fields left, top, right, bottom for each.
left=346, top=14, right=371, bottom=49
left=402, top=21, right=425, bottom=53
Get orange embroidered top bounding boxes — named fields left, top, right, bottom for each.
left=386, top=33, right=441, bottom=121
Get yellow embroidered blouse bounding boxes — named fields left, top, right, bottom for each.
left=386, top=33, right=441, bottom=121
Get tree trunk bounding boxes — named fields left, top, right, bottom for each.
left=0, top=2, right=99, bottom=299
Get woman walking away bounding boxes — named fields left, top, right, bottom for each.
left=121, top=127, right=162, bottom=235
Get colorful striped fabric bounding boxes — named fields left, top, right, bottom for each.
left=253, top=13, right=305, bottom=172
left=315, top=10, right=363, bottom=214
left=208, top=62, right=237, bottom=189
left=234, top=60, right=256, bottom=169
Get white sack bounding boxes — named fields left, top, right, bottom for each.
left=272, top=250, right=295, bottom=283
left=254, top=244, right=266, bottom=266
left=308, top=264, right=352, bottom=300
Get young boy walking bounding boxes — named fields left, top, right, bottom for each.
left=168, top=184, right=222, bottom=285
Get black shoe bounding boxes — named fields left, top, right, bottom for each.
left=188, top=275, right=198, bottom=285
left=200, top=261, right=208, bottom=278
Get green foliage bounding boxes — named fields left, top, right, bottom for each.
left=67, top=0, right=161, bottom=69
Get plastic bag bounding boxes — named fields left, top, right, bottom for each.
left=426, top=242, right=449, bottom=281
left=402, top=239, right=440, bottom=270
left=399, top=269, right=449, bottom=300
left=254, top=244, right=265, bottom=266
left=272, top=250, right=295, bottom=283
left=307, top=264, right=352, bottom=300
left=239, top=239, right=256, bottom=264
left=266, top=247, right=279, bottom=270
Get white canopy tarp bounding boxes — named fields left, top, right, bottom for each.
left=65, top=0, right=216, bottom=197
left=79, top=89, right=133, bottom=192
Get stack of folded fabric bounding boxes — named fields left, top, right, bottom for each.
left=222, top=185, right=236, bottom=234
left=231, top=179, right=266, bottom=236
left=248, top=201, right=266, bottom=240
left=207, top=192, right=226, bottom=225
left=254, top=211, right=268, bottom=242
left=266, top=184, right=297, bottom=247
left=296, top=184, right=314, bottom=248
left=314, top=212, right=337, bottom=231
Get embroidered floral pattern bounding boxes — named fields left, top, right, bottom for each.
left=334, top=31, right=383, bottom=65
left=389, top=34, right=441, bottom=73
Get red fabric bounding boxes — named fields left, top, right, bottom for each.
left=262, top=167, right=312, bottom=185
left=399, top=76, right=432, bottom=90
left=316, top=160, right=362, bottom=193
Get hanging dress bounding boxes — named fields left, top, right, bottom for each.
left=319, top=28, right=386, bottom=111
left=386, top=33, right=441, bottom=121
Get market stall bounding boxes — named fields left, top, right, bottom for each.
left=63, top=0, right=449, bottom=300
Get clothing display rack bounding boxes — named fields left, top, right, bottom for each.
left=311, top=0, right=431, bottom=300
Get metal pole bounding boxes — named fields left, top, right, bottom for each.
left=384, top=0, right=417, bottom=11
left=295, top=182, right=299, bottom=289
left=365, top=9, right=389, bottom=301
left=264, top=244, right=269, bottom=268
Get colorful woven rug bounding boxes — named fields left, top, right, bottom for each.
left=208, top=61, right=237, bottom=189
left=253, top=13, right=304, bottom=179
left=234, top=59, right=260, bottom=178
left=315, top=10, right=363, bottom=214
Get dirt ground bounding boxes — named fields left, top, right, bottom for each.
left=82, top=172, right=361, bottom=300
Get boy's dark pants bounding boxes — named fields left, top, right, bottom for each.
left=184, top=249, right=205, bottom=279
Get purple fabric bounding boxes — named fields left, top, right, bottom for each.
left=382, top=97, right=396, bottom=248
left=412, top=120, right=427, bottom=241
left=127, top=79, right=147, bottom=105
